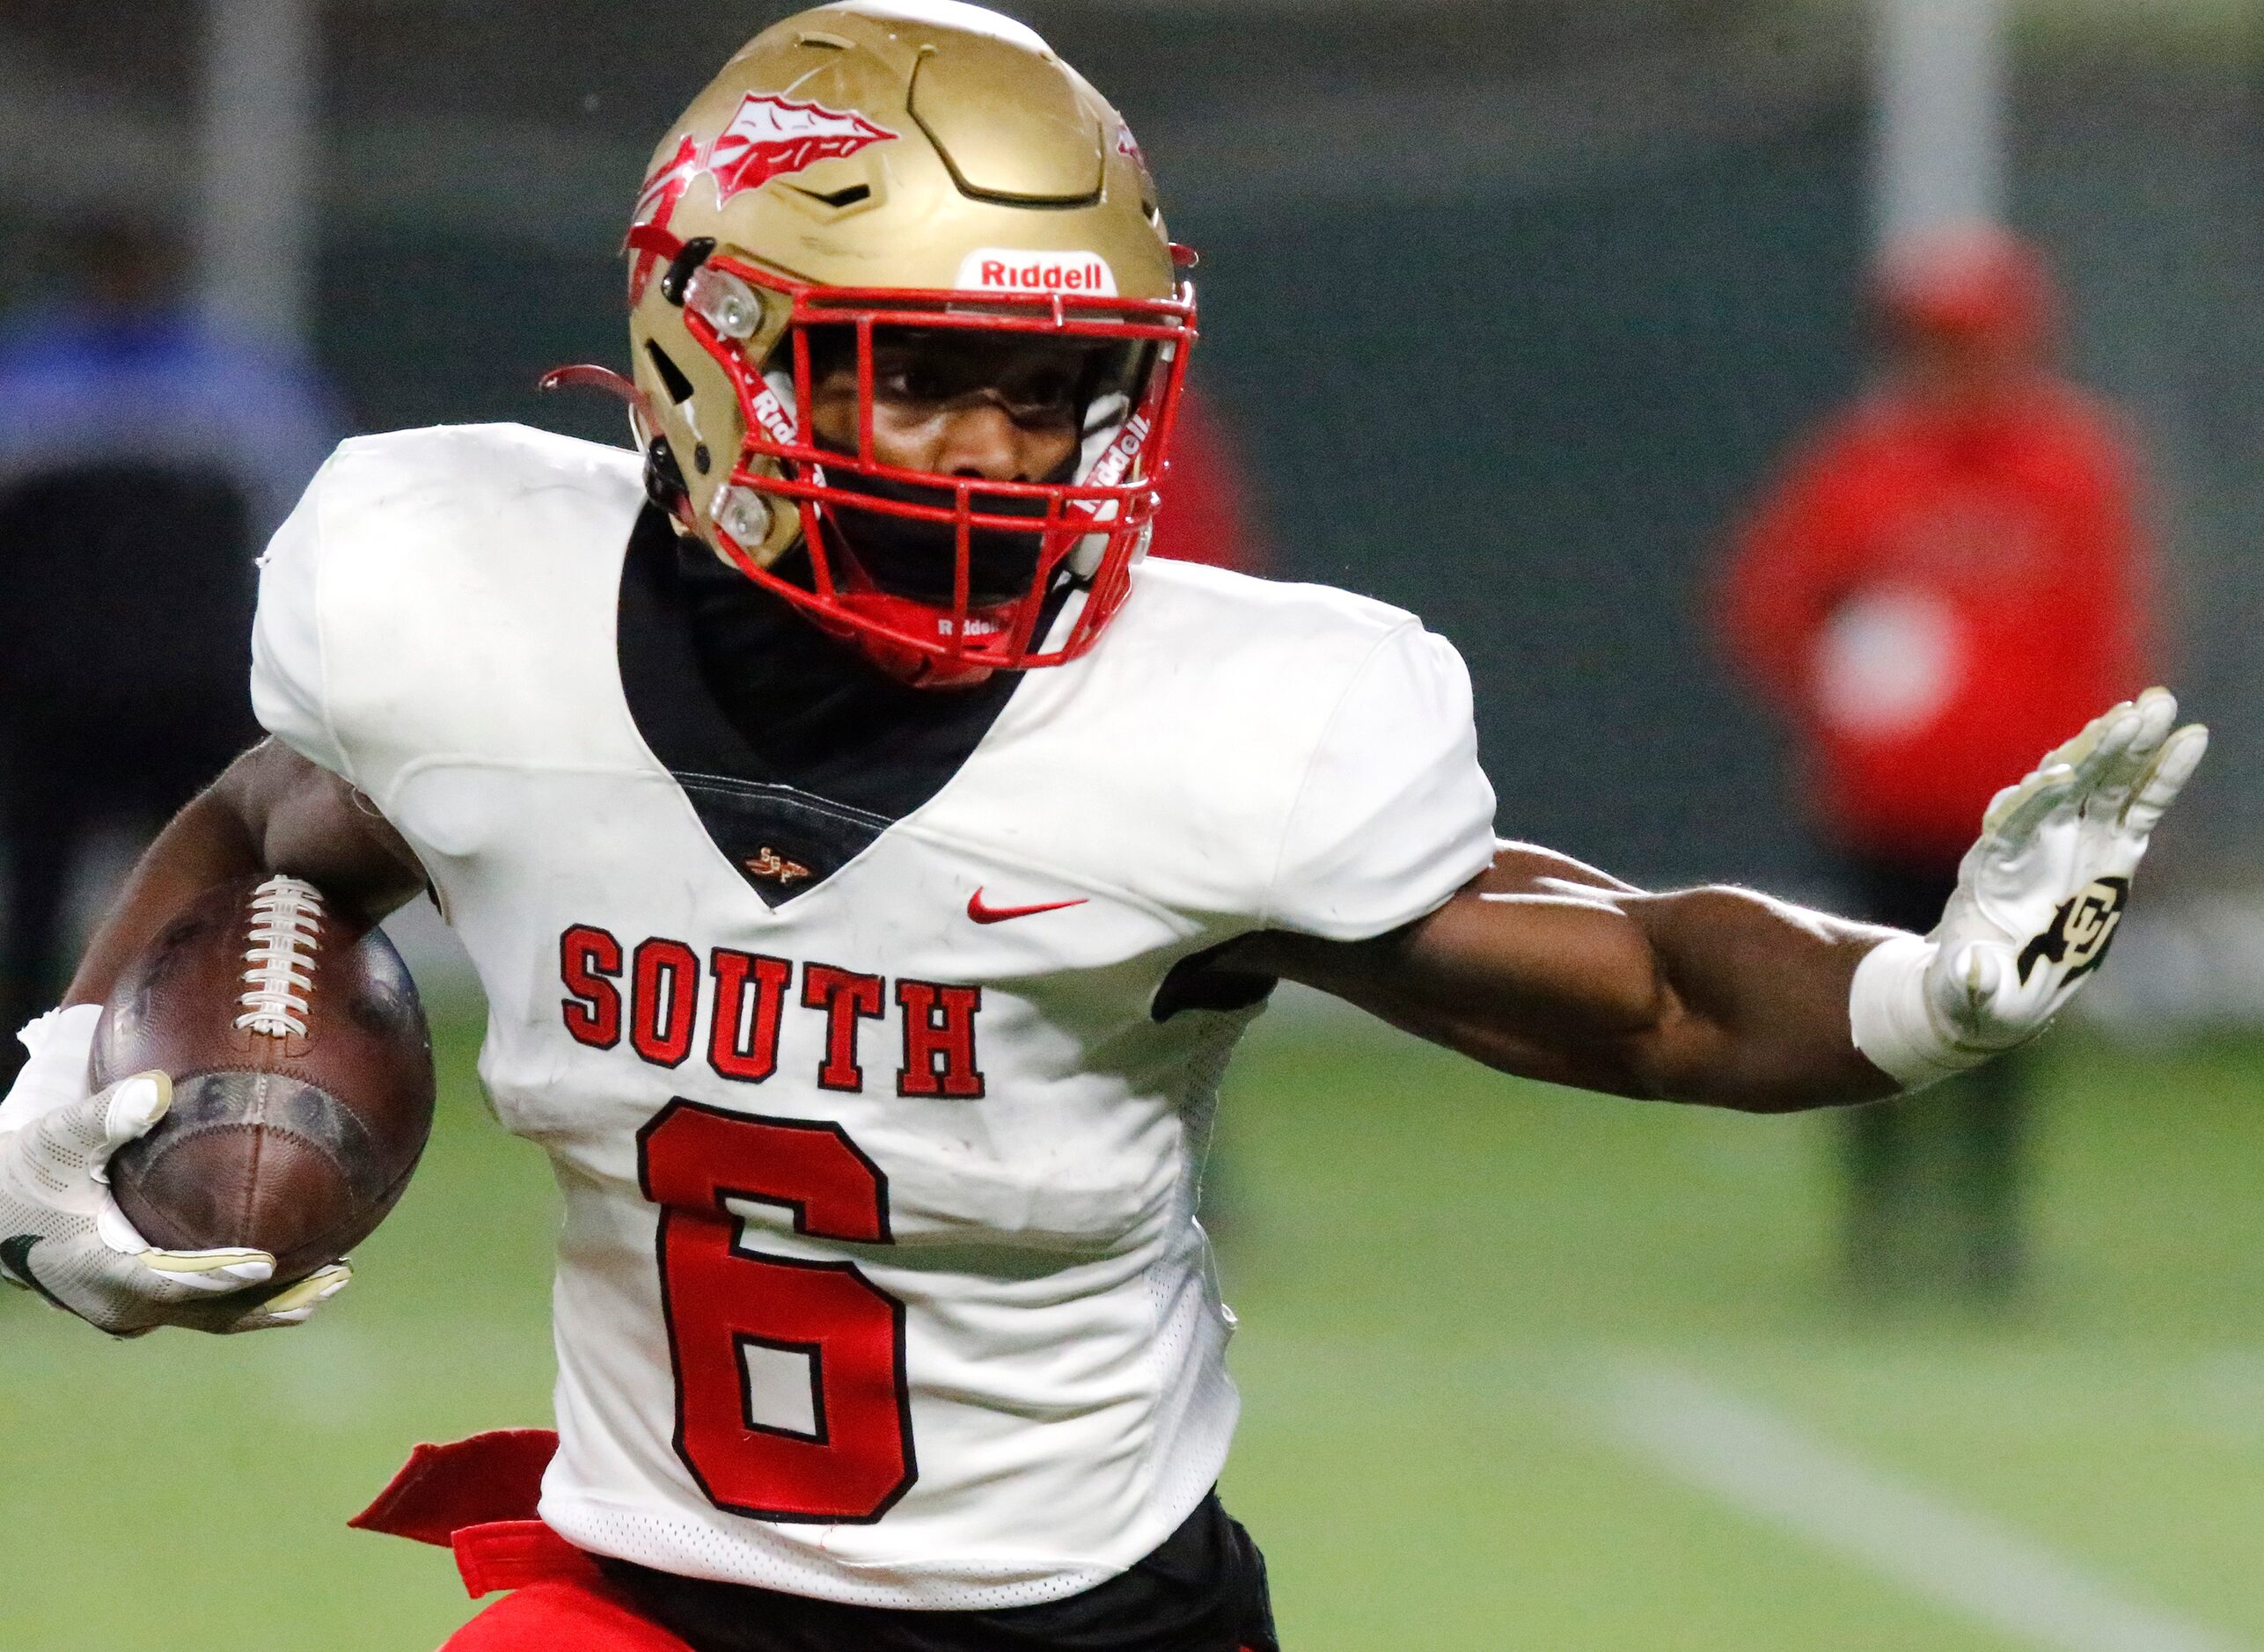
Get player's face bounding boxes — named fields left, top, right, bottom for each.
left=804, top=329, right=1092, bottom=483
left=796, top=327, right=1114, bottom=606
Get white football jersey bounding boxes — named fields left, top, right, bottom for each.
left=250, top=424, right=1496, bottom=1609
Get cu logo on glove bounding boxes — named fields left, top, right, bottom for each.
left=2015, top=876, right=2130, bottom=986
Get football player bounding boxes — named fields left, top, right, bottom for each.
left=0, top=4, right=2205, bottom=1649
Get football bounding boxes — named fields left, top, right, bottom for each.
left=90, top=874, right=436, bottom=1283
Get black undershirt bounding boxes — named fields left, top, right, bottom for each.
left=615, top=508, right=1025, bottom=902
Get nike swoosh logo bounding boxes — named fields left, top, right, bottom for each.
left=0, top=1235, right=70, bottom=1313
left=967, top=888, right=1089, bottom=925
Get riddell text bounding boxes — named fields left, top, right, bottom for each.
left=560, top=925, right=985, bottom=1099
left=978, top=258, right=1107, bottom=291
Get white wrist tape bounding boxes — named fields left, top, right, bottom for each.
left=1847, top=933, right=1989, bottom=1092
left=0, top=1004, right=104, bottom=1137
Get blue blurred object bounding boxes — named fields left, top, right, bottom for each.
left=0, top=220, right=348, bottom=1068
left=0, top=292, right=342, bottom=537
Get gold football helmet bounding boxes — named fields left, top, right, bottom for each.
left=619, top=0, right=1197, bottom=686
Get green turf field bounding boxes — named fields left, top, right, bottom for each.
left=4, top=997, right=2261, bottom=1650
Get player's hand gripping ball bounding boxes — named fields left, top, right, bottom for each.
left=92, top=874, right=436, bottom=1287
left=0, top=1064, right=343, bottom=1337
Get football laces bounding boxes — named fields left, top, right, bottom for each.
left=235, top=876, right=324, bottom=1039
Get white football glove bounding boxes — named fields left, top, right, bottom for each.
left=0, top=1006, right=351, bottom=1337
left=1850, top=686, right=2208, bottom=1088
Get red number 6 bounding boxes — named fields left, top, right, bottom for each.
left=636, top=1100, right=916, bottom=1522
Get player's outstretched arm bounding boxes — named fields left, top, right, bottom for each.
left=1238, top=690, right=2206, bottom=1114
left=0, top=739, right=424, bottom=1334
left=1241, top=841, right=1894, bottom=1111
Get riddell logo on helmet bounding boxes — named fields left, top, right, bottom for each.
left=707, top=93, right=897, bottom=202
left=748, top=384, right=796, bottom=447
left=1085, top=414, right=1151, bottom=491
left=956, top=250, right=1118, bottom=297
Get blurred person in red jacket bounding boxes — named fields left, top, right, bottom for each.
left=1717, top=224, right=2153, bottom=1300
left=1145, top=385, right=1271, bottom=575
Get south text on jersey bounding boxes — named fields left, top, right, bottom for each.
left=560, top=925, right=985, bottom=1099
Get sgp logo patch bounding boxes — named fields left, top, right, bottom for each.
left=2015, top=876, right=2130, bottom=985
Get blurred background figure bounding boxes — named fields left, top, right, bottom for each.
left=1714, top=224, right=2153, bottom=1303
left=0, top=213, right=343, bottom=1079
left=1144, top=384, right=1272, bottom=575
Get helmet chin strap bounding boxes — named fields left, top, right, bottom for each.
left=830, top=581, right=1016, bottom=691
left=542, top=362, right=707, bottom=537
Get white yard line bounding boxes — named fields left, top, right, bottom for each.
left=1601, top=1363, right=2253, bottom=1652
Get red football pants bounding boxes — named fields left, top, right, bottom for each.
left=445, top=1590, right=1266, bottom=1652
left=443, top=1575, right=694, bottom=1652
left=352, top=1429, right=692, bottom=1650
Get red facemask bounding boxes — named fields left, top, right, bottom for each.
left=626, top=227, right=1198, bottom=688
